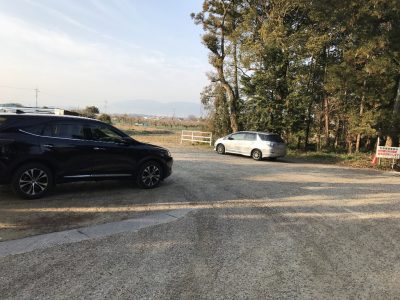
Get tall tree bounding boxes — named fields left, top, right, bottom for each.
left=192, top=0, right=243, bottom=132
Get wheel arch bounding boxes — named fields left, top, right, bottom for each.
left=11, top=159, right=56, bottom=180
left=136, top=157, right=167, bottom=178
left=216, top=143, right=225, bottom=153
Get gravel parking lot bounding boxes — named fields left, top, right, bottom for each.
left=1, top=147, right=400, bottom=298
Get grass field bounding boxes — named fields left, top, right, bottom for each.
left=116, top=123, right=211, bottom=146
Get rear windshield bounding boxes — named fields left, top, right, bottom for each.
left=259, top=134, right=284, bottom=143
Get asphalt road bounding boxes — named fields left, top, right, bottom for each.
left=1, top=149, right=400, bottom=299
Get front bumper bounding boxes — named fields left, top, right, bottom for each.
left=163, top=157, right=173, bottom=179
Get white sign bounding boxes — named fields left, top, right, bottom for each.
left=376, top=146, right=400, bottom=159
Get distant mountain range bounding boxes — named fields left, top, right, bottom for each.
left=109, top=100, right=203, bottom=118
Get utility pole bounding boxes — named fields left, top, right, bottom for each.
left=34, top=87, right=40, bottom=108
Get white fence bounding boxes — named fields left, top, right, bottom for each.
left=181, top=130, right=213, bottom=145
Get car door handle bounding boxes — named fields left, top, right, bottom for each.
left=93, top=147, right=106, bottom=151
left=43, top=144, right=54, bottom=149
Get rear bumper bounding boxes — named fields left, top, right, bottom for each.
left=262, top=148, right=287, bottom=158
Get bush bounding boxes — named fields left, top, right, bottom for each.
left=97, top=114, right=112, bottom=124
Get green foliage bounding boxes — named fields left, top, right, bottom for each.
left=195, top=0, right=400, bottom=150
left=201, top=83, right=231, bottom=137
left=72, top=106, right=100, bottom=119
left=97, top=114, right=112, bottom=124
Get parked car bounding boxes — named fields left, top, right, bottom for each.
left=214, top=131, right=286, bottom=160
left=0, top=113, right=173, bottom=199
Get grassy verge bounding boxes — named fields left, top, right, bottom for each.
left=286, top=150, right=395, bottom=170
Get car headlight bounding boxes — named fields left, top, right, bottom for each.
left=164, top=149, right=171, bottom=157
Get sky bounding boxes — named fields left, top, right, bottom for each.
left=0, top=0, right=209, bottom=116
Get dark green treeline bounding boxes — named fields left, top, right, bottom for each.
left=192, top=0, right=400, bottom=152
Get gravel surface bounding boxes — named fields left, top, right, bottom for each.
left=1, top=149, right=400, bottom=299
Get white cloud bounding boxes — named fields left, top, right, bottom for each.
left=0, top=12, right=209, bottom=111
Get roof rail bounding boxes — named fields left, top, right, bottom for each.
left=0, top=106, right=68, bottom=115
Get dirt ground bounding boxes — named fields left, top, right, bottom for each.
left=2, top=140, right=400, bottom=299
left=0, top=136, right=399, bottom=242
left=0, top=139, right=207, bottom=241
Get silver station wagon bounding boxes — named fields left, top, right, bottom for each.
left=214, top=131, right=287, bottom=160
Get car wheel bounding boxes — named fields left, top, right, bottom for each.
left=216, top=144, right=225, bottom=154
left=251, top=149, right=262, bottom=161
left=137, top=161, right=163, bottom=189
left=12, top=163, right=53, bottom=199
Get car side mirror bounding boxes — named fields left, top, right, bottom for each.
left=122, top=136, right=134, bottom=145
left=228, top=137, right=234, bottom=140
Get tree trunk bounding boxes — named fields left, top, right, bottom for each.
left=347, top=139, right=353, bottom=154
left=334, top=118, right=340, bottom=149
left=386, top=76, right=400, bottom=147
left=305, top=107, right=312, bottom=151
left=304, top=56, right=315, bottom=151
left=218, top=65, right=238, bottom=132
left=297, top=136, right=302, bottom=150
left=322, top=49, right=329, bottom=148
left=233, top=42, right=240, bottom=103
left=221, top=80, right=239, bottom=132
left=324, top=96, right=329, bottom=147
left=365, top=137, right=371, bottom=151
left=355, top=79, right=366, bottom=152
left=317, top=111, right=323, bottom=152
left=214, top=59, right=239, bottom=133
left=218, top=9, right=239, bottom=133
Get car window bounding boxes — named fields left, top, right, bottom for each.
left=88, top=124, right=125, bottom=143
left=259, top=134, right=284, bottom=143
left=244, top=133, right=257, bottom=141
left=21, top=124, right=45, bottom=135
left=43, top=123, right=86, bottom=140
left=230, top=133, right=246, bottom=140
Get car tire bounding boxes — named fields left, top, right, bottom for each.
left=11, top=163, right=53, bottom=199
left=251, top=149, right=262, bottom=161
left=216, top=144, right=225, bottom=154
left=136, top=161, right=163, bottom=189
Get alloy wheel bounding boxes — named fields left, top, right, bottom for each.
left=141, top=165, right=161, bottom=188
left=19, top=168, right=49, bottom=196
left=252, top=149, right=262, bottom=160
left=217, top=144, right=225, bottom=154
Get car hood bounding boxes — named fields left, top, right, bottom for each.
left=139, top=142, right=169, bottom=152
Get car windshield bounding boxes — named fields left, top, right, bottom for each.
left=259, top=134, right=284, bottom=143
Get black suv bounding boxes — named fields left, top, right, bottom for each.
left=0, top=114, right=173, bottom=199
